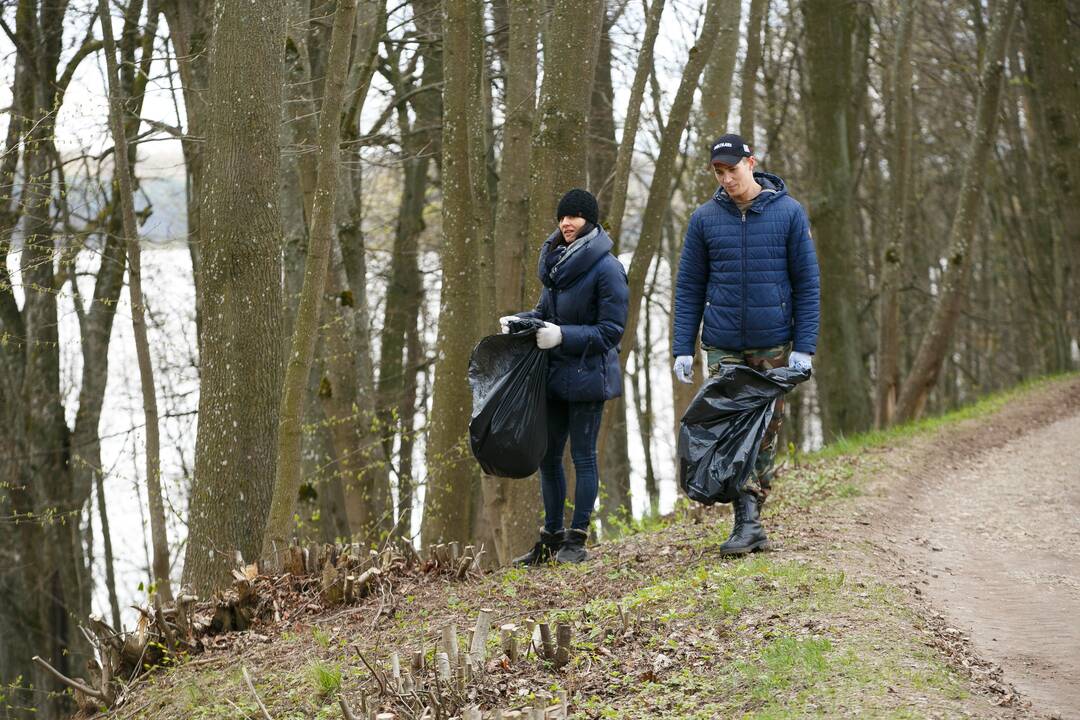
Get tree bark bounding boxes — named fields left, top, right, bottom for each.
left=1022, top=0, right=1080, bottom=337
left=184, top=0, right=287, bottom=592
left=694, top=0, right=742, bottom=201
left=597, top=0, right=723, bottom=509
left=303, top=0, right=392, bottom=544
left=606, top=0, right=665, bottom=247
left=523, top=0, right=604, bottom=303
left=160, top=0, right=212, bottom=344
left=893, top=0, right=1018, bottom=423
left=875, top=0, right=920, bottom=427
left=1, top=5, right=98, bottom=715
left=263, top=0, right=359, bottom=555
left=739, top=0, right=769, bottom=144
left=95, top=472, right=123, bottom=631
left=667, top=215, right=700, bottom=445
left=421, top=0, right=489, bottom=545
left=588, top=13, right=618, bottom=216
left=800, top=0, right=873, bottom=437
left=97, top=0, right=173, bottom=602
left=484, top=0, right=542, bottom=565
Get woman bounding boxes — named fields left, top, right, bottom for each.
left=499, top=188, right=629, bottom=564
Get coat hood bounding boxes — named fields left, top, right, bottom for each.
left=713, top=171, right=789, bottom=214
left=536, top=225, right=615, bottom=290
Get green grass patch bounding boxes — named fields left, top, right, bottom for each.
left=306, top=660, right=342, bottom=697
left=575, top=544, right=974, bottom=719
left=805, top=371, right=1076, bottom=461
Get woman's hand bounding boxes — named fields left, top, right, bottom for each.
left=536, top=322, right=563, bottom=349
left=499, top=315, right=518, bottom=334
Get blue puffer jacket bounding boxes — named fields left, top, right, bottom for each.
left=673, top=172, right=820, bottom=356
left=518, top=226, right=629, bottom=402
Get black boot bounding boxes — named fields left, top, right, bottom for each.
left=513, top=529, right=562, bottom=566
left=555, top=528, right=589, bottom=563
left=719, top=491, right=770, bottom=555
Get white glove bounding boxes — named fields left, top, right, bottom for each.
left=673, top=355, right=694, bottom=384
left=536, top=322, right=562, bottom=349
left=789, top=351, right=813, bottom=372
left=499, top=315, right=518, bottom=334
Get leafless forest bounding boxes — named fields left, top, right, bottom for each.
left=1, top=0, right=1077, bottom=716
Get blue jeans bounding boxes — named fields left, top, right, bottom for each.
left=539, top=395, right=605, bottom=533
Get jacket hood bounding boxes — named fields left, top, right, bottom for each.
left=713, top=171, right=788, bottom=213
left=537, top=225, right=615, bottom=289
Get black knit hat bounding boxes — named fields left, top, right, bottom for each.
left=556, top=188, right=599, bottom=226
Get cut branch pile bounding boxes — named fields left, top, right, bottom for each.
left=37, top=538, right=485, bottom=714
left=339, top=608, right=578, bottom=720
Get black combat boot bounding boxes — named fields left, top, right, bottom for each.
left=513, top=529, right=562, bottom=566
left=555, top=528, right=589, bottom=563
left=719, top=491, right=770, bottom=555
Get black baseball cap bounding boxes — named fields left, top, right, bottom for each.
left=710, top=133, right=752, bottom=166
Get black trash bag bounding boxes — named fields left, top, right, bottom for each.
left=678, top=364, right=810, bottom=505
left=468, top=317, right=549, bottom=478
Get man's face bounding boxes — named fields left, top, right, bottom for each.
left=712, top=156, right=756, bottom=200
left=559, top=215, right=587, bottom=242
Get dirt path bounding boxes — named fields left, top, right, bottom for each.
left=855, top=378, right=1080, bottom=719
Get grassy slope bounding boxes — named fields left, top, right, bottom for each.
left=108, top=375, right=1076, bottom=720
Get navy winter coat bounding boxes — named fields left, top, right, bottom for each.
left=518, top=226, right=629, bottom=402
left=673, top=172, right=820, bottom=357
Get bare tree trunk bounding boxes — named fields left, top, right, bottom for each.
left=590, top=8, right=632, bottom=523
left=378, top=0, right=440, bottom=539
left=618, top=1, right=721, bottom=378
left=184, top=0, right=287, bottom=593
left=875, top=0, right=920, bottom=427
left=264, top=0, right=359, bottom=555
left=598, top=398, right=631, bottom=528
left=492, top=1, right=534, bottom=314
left=523, top=0, right=604, bottom=303
left=739, top=0, right=769, bottom=144
left=894, top=0, right=1018, bottom=423
left=94, top=472, right=123, bottom=631
left=606, top=0, right=665, bottom=246
left=97, top=0, right=173, bottom=602
left=67, top=0, right=159, bottom=631
left=695, top=0, right=742, bottom=200
left=1022, top=0, right=1080, bottom=344
left=422, top=0, right=489, bottom=545
left=326, top=1, right=392, bottom=543
left=161, top=0, right=212, bottom=344
left=1007, top=49, right=1073, bottom=372
left=801, top=0, right=873, bottom=437
left=667, top=217, right=700, bottom=443
left=484, top=0, right=542, bottom=565
left=634, top=256, right=662, bottom=517
left=598, top=0, right=723, bottom=479
left=596, top=1, right=725, bottom=523
left=2, top=6, right=100, bottom=714
left=589, top=13, right=618, bottom=215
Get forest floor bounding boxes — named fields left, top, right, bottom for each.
left=94, top=374, right=1080, bottom=720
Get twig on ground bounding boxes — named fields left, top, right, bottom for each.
left=32, top=656, right=105, bottom=699
left=339, top=696, right=359, bottom=720
left=242, top=665, right=274, bottom=720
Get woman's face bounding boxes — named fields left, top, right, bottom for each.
left=559, top=215, right=587, bottom=242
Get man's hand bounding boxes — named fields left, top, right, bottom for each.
left=673, top=355, right=695, bottom=384
left=536, top=322, right=563, bottom=349
left=499, top=315, right=518, bottom=334
left=789, top=351, right=813, bottom=373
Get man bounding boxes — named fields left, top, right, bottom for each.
left=673, top=133, right=820, bottom=555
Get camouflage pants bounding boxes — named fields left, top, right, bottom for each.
left=705, top=343, right=791, bottom=500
